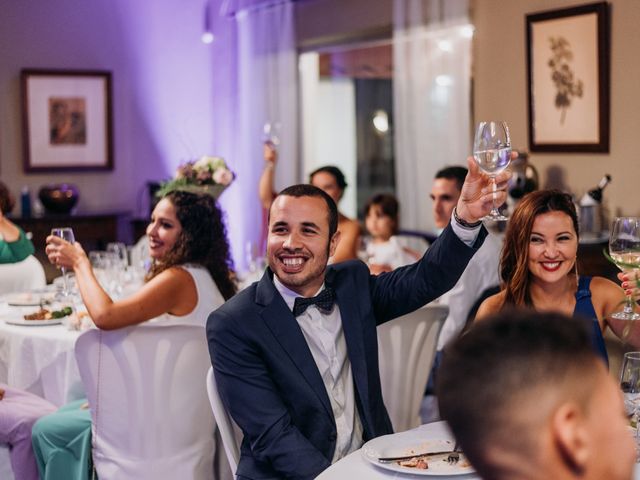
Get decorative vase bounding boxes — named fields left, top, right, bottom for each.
left=38, top=184, right=79, bottom=214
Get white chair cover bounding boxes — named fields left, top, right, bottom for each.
left=0, top=255, right=46, bottom=295
left=377, top=305, right=447, bottom=432
left=206, top=367, right=241, bottom=474
left=75, top=324, right=215, bottom=480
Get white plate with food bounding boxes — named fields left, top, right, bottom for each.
left=4, top=317, right=63, bottom=327
left=4, top=292, right=54, bottom=307
left=362, top=431, right=474, bottom=476
left=2, top=306, right=74, bottom=326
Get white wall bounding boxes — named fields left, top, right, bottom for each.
left=300, top=53, right=357, bottom=218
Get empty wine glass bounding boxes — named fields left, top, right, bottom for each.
left=473, top=121, right=512, bottom=221
left=263, top=121, right=281, bottom=149
left=51, top=227, right=75, bottom=297
left=609, top=217, right=640, bottom=320
left=620, top=352, right=640, bottom=460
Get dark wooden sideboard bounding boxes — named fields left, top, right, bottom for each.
left=577, top=239, right=619, bottom=283
left=13, top=212, right=132, bottom=283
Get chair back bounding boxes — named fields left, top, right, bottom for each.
left=206, top=367, right=241, bottom=473
left=75, top=324, right=215, bottom=480
left=0, top=255, right=46, bottom=294
left=377, top=305, right=447, bottom=432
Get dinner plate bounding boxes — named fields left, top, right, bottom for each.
left=4, top=292, right=54, bottom=307
left=362, top=431, right=474, bottom=476
left=3, top=317, right=63, bottom=327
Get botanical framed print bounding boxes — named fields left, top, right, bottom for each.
left=526, top=2, right=610, bottom=152
left=21, top=69, right=113, bottom=172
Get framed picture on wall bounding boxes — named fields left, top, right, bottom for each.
left=526, top=2, right=610, bottom=153
left=21, top=69, right=113, bottom=172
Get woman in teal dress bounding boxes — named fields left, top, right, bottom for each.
left=0, top=182, right=34, bottom=264
left=31, top=191, right=237, bottom=480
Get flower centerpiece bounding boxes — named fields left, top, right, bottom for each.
left=156, top=156, right=235, bottom=199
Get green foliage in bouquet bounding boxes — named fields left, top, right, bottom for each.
left=157, top=156, right=235, bottom=199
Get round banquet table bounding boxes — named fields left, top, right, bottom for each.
left=317, top=421, right=640, bottom=479
left=0, top=305, right=84, bottom=406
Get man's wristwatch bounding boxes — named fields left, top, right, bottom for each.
left=453, top=207, right=483, bottom=229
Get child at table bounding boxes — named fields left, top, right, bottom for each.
left=362, top=193, right=419, bottom=274
left=31, top=190, right=236, bottom=480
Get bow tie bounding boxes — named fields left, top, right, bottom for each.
left=292, top=288, right=336, bottom=317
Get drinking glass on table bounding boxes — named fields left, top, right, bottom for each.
left=472, top=121, right=512, bottom=221
left=609, top=217, right=640, bottom=320
left=51, top=227, right=75, bottom=297
left=620, top=352, right=640, bottom=460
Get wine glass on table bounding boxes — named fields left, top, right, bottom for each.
left=609, top=217, right=640, bottom=320
left=51, top=227, right=75, bottom=298
left=472, top=121, right=512, bottom=221
left=620, top=352, right=640, bottom=459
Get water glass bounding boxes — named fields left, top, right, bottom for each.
left=51, top=227, right=75, bottom=297
left=472, top=121, right=511, bottom=221
left=620, top=352, right=640, bottom=461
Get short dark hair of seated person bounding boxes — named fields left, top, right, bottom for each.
left=437, top=310, right=635, bottom=480
left=434, top=165, right=467, bottom=192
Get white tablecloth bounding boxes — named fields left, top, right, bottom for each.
left=0, top=306, right=84, bottom=406
left=318, top=421, right=640, bottom=479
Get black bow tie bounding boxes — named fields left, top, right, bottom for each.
left=292, top=287, right=336, bottom=317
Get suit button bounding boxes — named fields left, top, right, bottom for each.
left=328, top=432, right=337, bottom=442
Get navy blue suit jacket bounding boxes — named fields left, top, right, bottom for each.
left=206, top=224, right=486, bottom=479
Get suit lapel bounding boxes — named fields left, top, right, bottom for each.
left=327, top=268, right=372, bottom=433
left=256, top=270, right=334, bottom=421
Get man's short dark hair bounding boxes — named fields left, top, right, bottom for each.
left=309, top=165, right=348, bottom=191
left=435, top=166, right=467, bottom=192
left=437, top=310, right=600, bottom=480
left=275, top=184, right=339, bottom=238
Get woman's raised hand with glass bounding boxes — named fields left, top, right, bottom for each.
left=610, top=217, right=640, bottom=320
left=46, top=229, right=88, bottom=272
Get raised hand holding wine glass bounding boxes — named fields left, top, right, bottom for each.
left=609, top=217, right=640, bottom=321
left=472, top=121, right=512, bottom=221
left=50, top=227, right=75, bottom=297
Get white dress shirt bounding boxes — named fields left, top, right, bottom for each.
left=273, top=277, right=364, bottom=463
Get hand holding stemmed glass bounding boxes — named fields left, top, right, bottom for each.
left=472, top=121, right=512, bottom=221
left=609, top=217, right=640, bottom=321
left=263, top=121, right=281, bottom=164
left=50, top=227, right=75, bottom=297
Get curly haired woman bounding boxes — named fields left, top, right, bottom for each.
left=32, top=191, right=236, bottom=479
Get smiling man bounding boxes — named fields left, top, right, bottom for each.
left=207, top=159, right=510, bottom=479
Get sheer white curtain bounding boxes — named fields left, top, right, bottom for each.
left=216, top=0, right=297, bottom=270
left=393, top=0, right=472, bottom=232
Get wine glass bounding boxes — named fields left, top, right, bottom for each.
left=621, top=352, right=640, bottom=459
left=51, top=227, right=75, bottom=297
left=609, top=217, right=640, bottom=320
left=263, top=121, right=281, bottom=149
left=473, top=121, right=512, bottom=221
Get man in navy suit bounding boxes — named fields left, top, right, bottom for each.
left=207, top=159, right=510, bottom=479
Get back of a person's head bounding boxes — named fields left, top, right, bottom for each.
left=434, top=166, right=467, bottom=191
left=437, top=310, right=599, bottom=480
left=0, top=181, right=15, bottom=214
